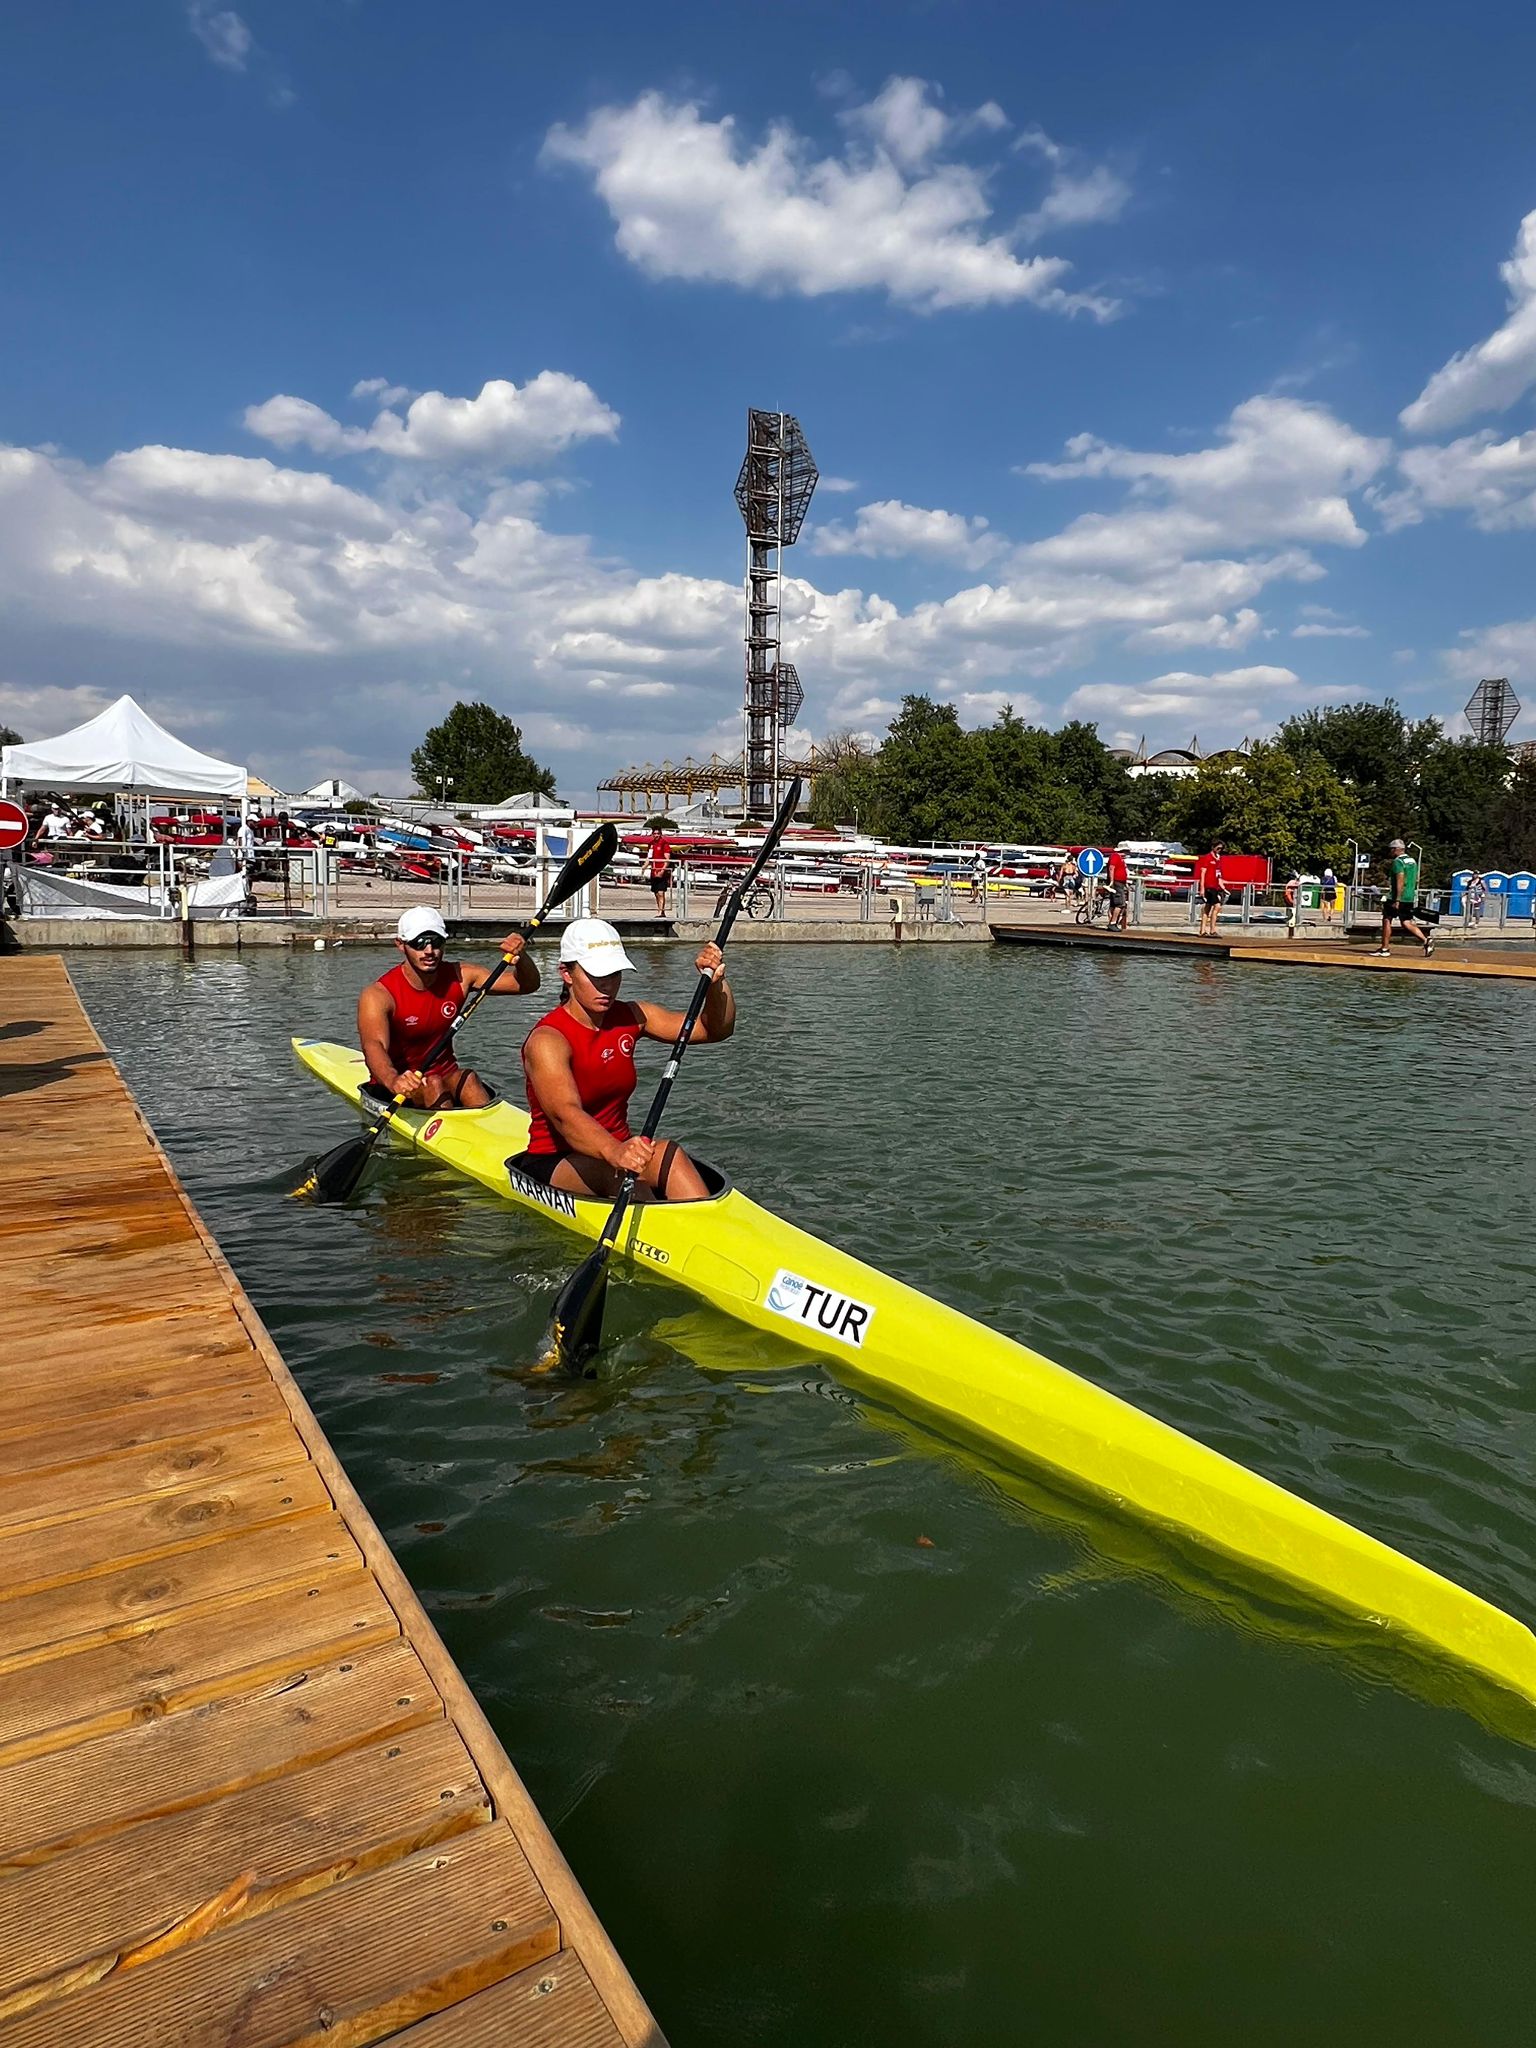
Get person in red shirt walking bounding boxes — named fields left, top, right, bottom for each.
left=517, top=917, right=734, bottom=1203
left=358, top=906, right=540, bottom=1111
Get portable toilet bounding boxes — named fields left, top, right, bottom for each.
left=1482, top=870, right=1510, bottom=898
left=1449, top=868, right=1475, bottom=915
left=1508, top=871, right=1536, bottom=920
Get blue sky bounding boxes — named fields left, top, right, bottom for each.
left=4, top=0, right=1536, bottom=798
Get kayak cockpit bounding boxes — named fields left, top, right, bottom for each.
left=505, top=1152, right=732, bottom=1208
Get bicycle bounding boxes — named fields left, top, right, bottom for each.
left=743, top=883, right=775, bottom=920
left=1074, top=890, right=1106, bottom=926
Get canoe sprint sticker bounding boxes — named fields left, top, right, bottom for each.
left=765, top=1268, right=874, bottom=1349
left=507, top=1165, right=577, bottom=1219
left=422, top=1118, right=442, bottom=1142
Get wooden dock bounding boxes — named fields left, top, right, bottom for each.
left=0, top=957, right=664, bottom=2047
left=991, top=922, right=1536, bottom=980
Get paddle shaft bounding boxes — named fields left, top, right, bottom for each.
left=591, top=784, right=799, bottom=1256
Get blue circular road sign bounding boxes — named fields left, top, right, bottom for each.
left=1076, top=847, right=1107, bottom=878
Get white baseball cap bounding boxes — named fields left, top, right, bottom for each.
left=559, top=917, right=636, bottom=974
left=397, top=906, right=448, bottom=942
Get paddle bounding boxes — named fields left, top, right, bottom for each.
left=293, top=823, right=618, bottom=1203
left=546, top=778, right=802, bottom=1373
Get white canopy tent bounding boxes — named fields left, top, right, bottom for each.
left=0, top=694, right=247, bottom=800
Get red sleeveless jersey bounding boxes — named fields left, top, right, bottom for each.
left=377, top=961, right=465, bottom=1075
left=523, top=1001, right=640, bottom=1155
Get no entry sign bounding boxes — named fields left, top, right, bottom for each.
left=0, top=799, right=28, bottom=851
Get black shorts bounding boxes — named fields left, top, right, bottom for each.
left=1202, top=889, right=1222, bottom=908
left=1386, top=903, right=1420, bottom=924
left=1109, top=885, right=1128, bottom=906
left=509, top=1148, right=570, bottom=1184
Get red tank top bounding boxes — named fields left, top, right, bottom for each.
left=377, top=961, right=465, bottom=1075
left=523, top=1001, right=641, bottom=1155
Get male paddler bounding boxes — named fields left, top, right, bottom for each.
left=516, top=917, right=733, bottom=1202
left=358, top=906, right=540, bottom=1110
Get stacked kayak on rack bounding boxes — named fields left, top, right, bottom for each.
left=295, top=1035, right=1536, bottom=1712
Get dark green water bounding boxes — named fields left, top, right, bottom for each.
left=70, top=943, right=1536, bottom=2046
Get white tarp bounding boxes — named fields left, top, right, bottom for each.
left=1, top=695, right=247, bottom=799
left=471, top=790, right=573, bottom=821
left=16, top=866, right=249, bottom=921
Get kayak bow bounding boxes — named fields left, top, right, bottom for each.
left=294, top=1035, right=1536, bottom=1709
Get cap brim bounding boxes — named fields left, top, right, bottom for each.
left=570, top=945, right=637, bottom=974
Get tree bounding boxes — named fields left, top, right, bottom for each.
left=871, top=696, right=993, bottom=840
left=410, top=701, right=555, bottom=806
left=808, top=733, right=884, bottom=832
left=1275, top=699, right=1438, bottom=852
left=1168, top=741, right=1361, bottom=870
left=0, top=724, right=22, bottom=749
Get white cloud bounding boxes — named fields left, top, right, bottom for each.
left=1292, top=621, right=1369, bottom=639
left=1376, top=427, right=1536, bottom=532
left=1401, top=211, right=1536, bottom=434
left=351, top=376, right=412, bottom=407
left=541, top=87, right=1122, bottom=317
left=244, top=373, right=619, bottom=469
left=1024, top=396, right=1389, bottom=554
left=817, top=475, right=859, bottom=494
left=1013, top=127, right=1132, bottom=243
left=812, top=498, right=1002, bottom=568
left=1065, top=664, right=1305, bottom=735
left=187, top=3, right=250, bottom=72
left=1134, top=609, right=1262, bottom=650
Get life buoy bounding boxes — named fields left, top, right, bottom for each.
left=1284, top=877, right=1298, bottom=905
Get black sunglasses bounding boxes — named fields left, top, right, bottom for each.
left=404, top=934, right=444, bottom=950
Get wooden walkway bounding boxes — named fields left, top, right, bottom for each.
left=991, top=922, right=1536, bottom=980
left=0, top=957, right=664, bottom=2047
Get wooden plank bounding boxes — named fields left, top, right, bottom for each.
left=0, top=1461, right=330, bottom=1601
left=0, top=1327, right=256, bottom=1414
left=0, top=1638, right=441, bottom=1864
left=0, top=1820, right=558, bottom=2048
left=0, top=1419, right=297, bottom=1534
left=6, top=1310, right=259, bottom=1378
left=0, top=1569, right=399, bottom=1767
left=0, top=1347, right=266, bottom=1442
left=387, top=1951, right=626, bottom=2048
left=0, top=1380, right=284, bottom=1483
left=0, top=1720, right=492, bottom=2015
left=0, top=1512, right=362, bottom=1673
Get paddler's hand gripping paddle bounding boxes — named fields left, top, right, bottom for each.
left=292, top=823, right=618, bottom=1203
left=544, top=779, right=802, bottom=1373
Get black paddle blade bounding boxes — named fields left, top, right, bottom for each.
left=546, top=1245, right=612, bottom=1372
left=292, top=1129, right=374, bottom=1203
left=545, top=822, right=619, bottom=913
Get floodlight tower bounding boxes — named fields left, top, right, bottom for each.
left=1464, top=676, right=1520, bottom=748
left=735, top=409, right=817, bottom=819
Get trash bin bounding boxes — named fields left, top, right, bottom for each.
left=1300, top=878, right=1321, bottom=909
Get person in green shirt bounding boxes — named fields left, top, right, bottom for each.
left=1374, top=837, right=1433, bottom=957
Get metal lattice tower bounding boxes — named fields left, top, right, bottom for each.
left=735, top=409, right=817, bottom=818
left=1465, top=676, right=1520, bottom=747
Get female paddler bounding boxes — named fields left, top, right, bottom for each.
left=516, top=917, right=732, bottom=1202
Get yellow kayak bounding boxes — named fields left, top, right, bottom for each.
left=294, top=1036, right=1536, bottom=1709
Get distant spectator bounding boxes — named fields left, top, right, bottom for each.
left=1320, top=864, right=1338, bottom=922
left=39, top=804, right=72, bottom=842
left=1196, top=844, right=1226, bottom=937
left=647, top=830, right=672, bottom=914
left=236, top=813, right=258, bottom=865
left=1467, top=871, right=1487, bottom=926
left=1106, top=848, right=1130, bottom=932
left=1374, top=838, right=1433, bottom=958
left=969, top=852, right=988, bottom=906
